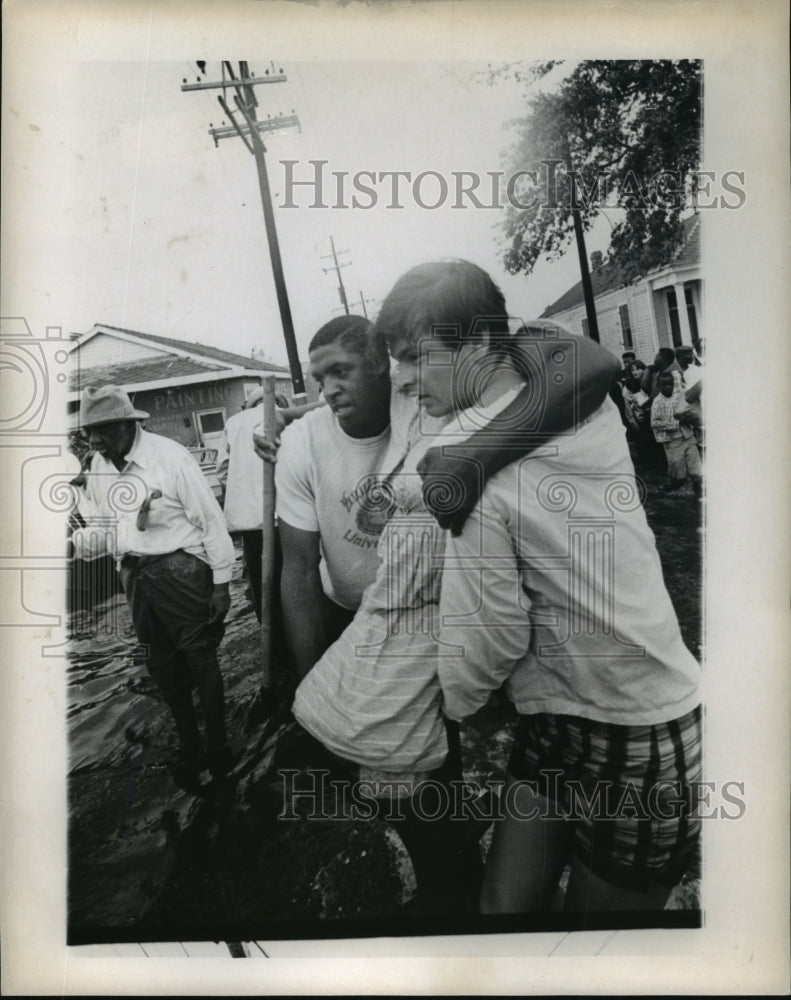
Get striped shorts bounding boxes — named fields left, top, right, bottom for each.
left=506, top=706, right=703, bottom=890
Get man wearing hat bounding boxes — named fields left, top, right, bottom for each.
left=71, top=384, right=236, bottom=787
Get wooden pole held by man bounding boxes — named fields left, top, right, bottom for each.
left=259, top=374, right=277, bottom=691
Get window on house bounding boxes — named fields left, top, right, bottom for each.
left=192, top=408, right=228, bottom=450
left=665, top=288, right=682, bottom=347
left=618, top=304, right=633, bottom=349
left=197, top=410, right=225, bottom=434
left=684, top=286, right=700, bottom=342
left=581, top=318, right=590, bottom=338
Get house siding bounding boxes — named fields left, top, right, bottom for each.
left=546, top=277, right=701, bottom=364
left=546, top=282, right=659, bottom=364
left=78, top=333, right=168, bottom=367
left=71, top=326, right=296, bottom=447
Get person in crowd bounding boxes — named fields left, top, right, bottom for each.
left=618, top=350, right=637, bottom=383
left=675, top=345, right=700, bottom=382
left=343, top=260, right=702, bottom=916
left=650, top=370, right=703, bottom=497
left=641, top=346, right=683, bottom=399
left=216, top=387, right=266, bottom=621
left=621, top=363, right=649, bottom=437
left=675, top=345, right=704, bottom=444
left=70, top=385, right=236, bottom=790
left=620, top=360, right=661, bottom=463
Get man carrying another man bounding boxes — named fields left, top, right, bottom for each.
left=267, top=312, right=622, bottom=685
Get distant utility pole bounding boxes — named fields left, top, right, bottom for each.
left=358, top=291, right=375, bottom=319
left=181, top=61, right=307, bottom=399
left=321, top=236, right=351, bottom=316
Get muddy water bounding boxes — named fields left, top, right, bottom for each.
left=67, top=476, right=701, bottom=940
left=66, top=572, right=408, bottom=938
left=67, top=571, right=277, bottom=932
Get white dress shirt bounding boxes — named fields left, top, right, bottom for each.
left=71, top=426, right=235, bottom=584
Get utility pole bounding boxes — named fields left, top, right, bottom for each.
left=181, top=61, right=307, bottom=399
left=571, top=208, right=600, bottom=344
left=358, top=291, right=375, bottom=319
left=565, top=138, right=600, bottom=343
left=321, top=236, right=351, bottom=316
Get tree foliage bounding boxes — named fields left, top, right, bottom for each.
left=496, top=60, right=702, bottom=284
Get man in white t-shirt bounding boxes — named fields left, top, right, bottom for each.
left=273, top=312, right=623, bottom=684
left=275, top=315, right=428, bottom=679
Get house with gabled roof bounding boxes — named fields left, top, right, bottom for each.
left=68, top=323, right=299, bottom=451
left=540, top=214, right=702, bottom=363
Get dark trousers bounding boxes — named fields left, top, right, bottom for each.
left=120, top=550, right=227, bottom=759
left=274, top=718, right=482, bottom=911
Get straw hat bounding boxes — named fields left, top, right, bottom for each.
left=79, top=385, right=149, bottom=427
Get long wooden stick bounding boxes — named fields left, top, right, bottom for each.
left=259, top=374, right=277, bottom=691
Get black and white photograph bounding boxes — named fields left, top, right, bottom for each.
left=1, top=0, right=789, bottom=994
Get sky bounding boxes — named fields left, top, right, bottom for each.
left=4, top=55, right=613, bottom=367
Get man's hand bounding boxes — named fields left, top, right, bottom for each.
left=208, top=582, right=231, bottom=624
left=253, top=430, right=280, bottom=465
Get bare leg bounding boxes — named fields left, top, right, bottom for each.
left=563, top=854, right=671, bottom=913
left=480, top=774, right=574, bottom=914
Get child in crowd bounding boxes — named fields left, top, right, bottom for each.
left=650, top=370, right=703, bottom=497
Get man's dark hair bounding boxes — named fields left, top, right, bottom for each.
left=622, top=351, right=636, bottom=360
left=675, top=346, right=694, bottom=360
left=308, top=315, right=388, bottom=370
left=375, top=260, right=510, bottom=355
left=657, top=347, right=676, bottom=365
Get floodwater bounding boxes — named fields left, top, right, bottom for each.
left=66, top=566, right=288, bottom=934
left=66, top=474, right=702, bottom=941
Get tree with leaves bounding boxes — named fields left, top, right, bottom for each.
left=496, top=60, right=702, bottom=284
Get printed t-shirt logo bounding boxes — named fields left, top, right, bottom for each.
left=340, top=475, right=396, bottom=538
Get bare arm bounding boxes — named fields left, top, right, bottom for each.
left=278, top=520, right=329, bottom=680
left=685, top=379, right=703, bottom=405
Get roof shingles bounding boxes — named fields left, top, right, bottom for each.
left=70, top=356, right=226, bottom=392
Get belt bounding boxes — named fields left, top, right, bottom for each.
left=120, top=550, right=180, bottom=570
